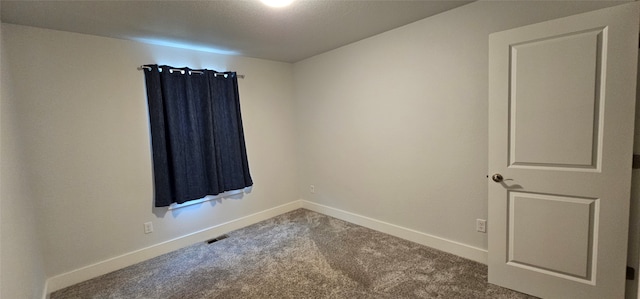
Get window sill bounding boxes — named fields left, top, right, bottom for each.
left=168, top=187, right=252, bottom=210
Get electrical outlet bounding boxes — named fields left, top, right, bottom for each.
left=476, top=219, right=487, bottom=233
left=310, top=185, right=315, bottom=194
left=144, top=222, right=153, bottom=234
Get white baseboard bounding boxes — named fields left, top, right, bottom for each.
left=41, top=280, right=49, bottom=299
left=300, top=200, right=488, bottom=264
left=45, top=200, right=303, bottom=296
left=45, top=199, right=487, bottom=297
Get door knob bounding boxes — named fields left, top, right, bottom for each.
left=491, top=173, right=503, bottom=183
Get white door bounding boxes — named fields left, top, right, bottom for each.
left=488, top=3, right=639, bottom=298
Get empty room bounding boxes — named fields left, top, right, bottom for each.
left=2, top=0, right=640, bottom=298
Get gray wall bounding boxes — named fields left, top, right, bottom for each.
left=1, top=19, right=48, bottom=299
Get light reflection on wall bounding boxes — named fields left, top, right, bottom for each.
left=131, top=37, right=240, bottom=56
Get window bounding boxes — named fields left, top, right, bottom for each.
left=143, top=64, right=252, bottom=207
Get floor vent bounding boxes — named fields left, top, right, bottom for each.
left=206, top=234, right=229, bottom=244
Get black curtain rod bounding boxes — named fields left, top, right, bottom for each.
left=138, top=65, right=245, bottom=79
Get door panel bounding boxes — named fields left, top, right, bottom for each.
left=510, top=29, right=602, bottom=169
left=508, top=192, right=596, bottom=281
left=488, top=3, right=638, bottom=298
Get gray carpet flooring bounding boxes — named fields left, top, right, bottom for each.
left=51, top=209, right=536, bottom=298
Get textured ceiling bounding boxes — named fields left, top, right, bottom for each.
left=0, top=0, right=473, bottom=63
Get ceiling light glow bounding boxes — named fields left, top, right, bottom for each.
left=261, top=0, right=294, bottom=8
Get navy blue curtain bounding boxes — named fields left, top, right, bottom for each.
left=143, top=64, right=252, bottom=207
